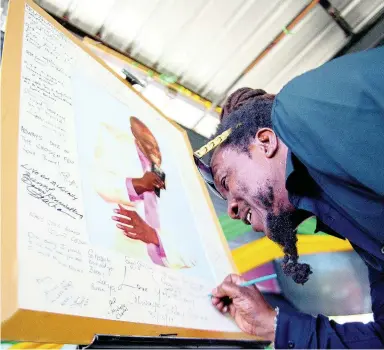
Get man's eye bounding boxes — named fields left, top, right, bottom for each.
left=221, top=177, right=228, bottom=191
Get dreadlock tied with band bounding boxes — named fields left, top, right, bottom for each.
left=220, top=87, right=275, bottom=121
left=211, top=87, right=312, bottom=285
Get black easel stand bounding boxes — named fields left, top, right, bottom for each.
left=79, top=334, right=270, bottom=349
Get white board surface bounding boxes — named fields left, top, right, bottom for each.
left=16, top=4, right=237, bottom=332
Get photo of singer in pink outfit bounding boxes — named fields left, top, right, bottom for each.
left=87, top=116, right=197, bottom=270
left=73, top=75, right=215, bottom=280
left=97, top=117, right=172, bottom=267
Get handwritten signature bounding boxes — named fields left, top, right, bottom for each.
left=36, top=277, right=89, bottom=308
left=21, top=168, right=83, bottom=220
left=108, top=297, right=128, bottom=320
left=22, top=164, right=78, bottom=200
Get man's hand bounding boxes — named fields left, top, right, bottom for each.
left=132, top=171, right=165, bottom=195
left=112, top=205, right=159, bottom=246
left=211, top=274, right=276, bottom=341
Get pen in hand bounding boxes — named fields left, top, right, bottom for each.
left=209, top=273, right=277, bottom=306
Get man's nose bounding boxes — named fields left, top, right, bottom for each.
left=228, top=200, right=240, bottom=220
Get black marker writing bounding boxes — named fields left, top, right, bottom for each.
left=21, top=170, right=83, bottom=219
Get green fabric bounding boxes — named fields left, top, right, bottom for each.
left=219, top=214, right=251, bottom=240
left=297, top=216, right=327, bottom=235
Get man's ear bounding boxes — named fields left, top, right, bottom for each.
left=255, top=128, right=278, bottom=158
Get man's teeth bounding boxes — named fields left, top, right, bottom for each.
left=246, top=211, right=252, bottom=224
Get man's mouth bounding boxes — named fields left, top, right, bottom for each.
left=243, top=209, right=252, bottom=225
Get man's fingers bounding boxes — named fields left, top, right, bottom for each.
left=212, top=282, right=241, bottom=299
left=211, top=296, right=225, bottom=312
left=224, top=273, right=246, bottom=286
left=212, top=295, right=235, bottom=315
left=216, top=301, right=225, bottom=312
left=229, top=304, right=236, bottom=318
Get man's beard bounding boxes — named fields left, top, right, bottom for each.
left=267, top=210, right=312, bottom=284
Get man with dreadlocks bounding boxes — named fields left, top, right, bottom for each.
left=201, top=47, right=384, bottom=348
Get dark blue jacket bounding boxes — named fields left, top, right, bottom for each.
left=272, top=46, right=384, bottom=348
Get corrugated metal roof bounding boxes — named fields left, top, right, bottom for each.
left=35, top=0, right=310, bottom=101
left=35, top=0, right=383, bottom=98
left=34, top=0, right=384, bottom=137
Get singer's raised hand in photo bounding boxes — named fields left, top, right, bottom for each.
left=112, top=205, right=160, bottom=246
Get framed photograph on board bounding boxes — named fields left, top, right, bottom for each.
left=1, top=0, right=261, bottom=345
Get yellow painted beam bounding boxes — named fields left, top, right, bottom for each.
left=232, top=235, right=353, bottom=274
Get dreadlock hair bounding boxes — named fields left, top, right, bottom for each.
left=267, top=211, right=312, bottom=285
left=282, top=247, right=312, bottom=285
left=213, top=95, right=274, bottom=155
left=220, top=87, right=270, bottom=121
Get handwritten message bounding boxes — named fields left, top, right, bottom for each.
left=36, top=276, right=89, bottom=309
left=27, top=231, right=84, bottom=273
left=20, top=164, right=82, bottom=219
left=86, top=254, right=211, bottom=326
